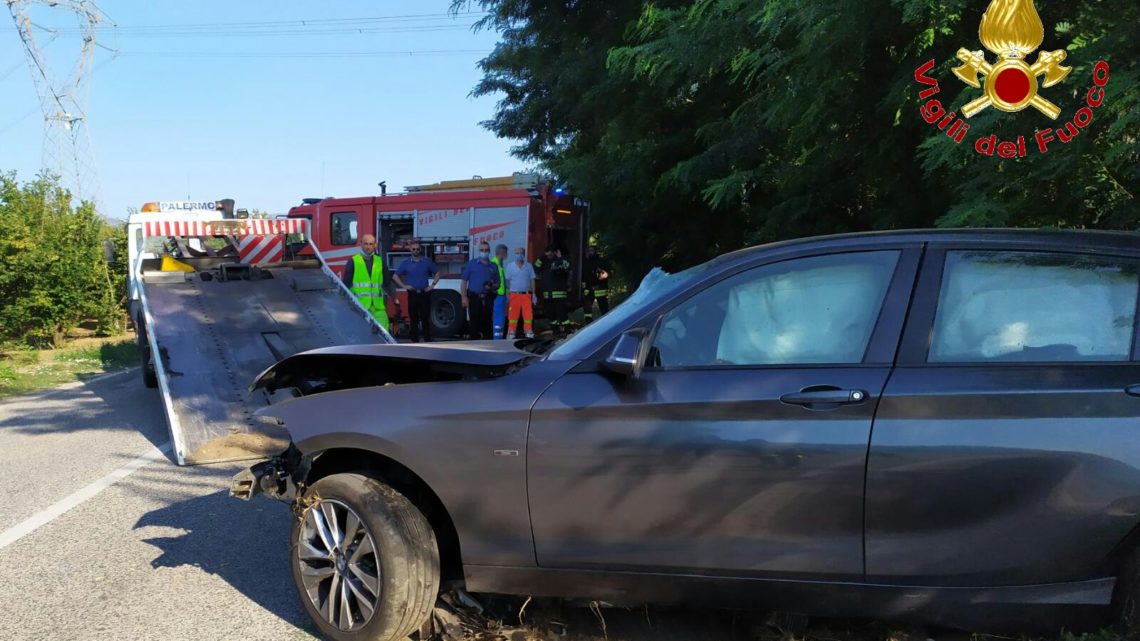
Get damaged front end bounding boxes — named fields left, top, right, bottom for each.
left=248, top=341, right=537, bottom=399
left=232, top=340, right=540, bottom=502
left=229, top=440, right=310, bottom=501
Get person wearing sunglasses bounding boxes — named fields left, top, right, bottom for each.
left=393, top=241, right=440, bottom=343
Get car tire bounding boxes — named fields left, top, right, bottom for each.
left=290, top=473, right=440, bottom=641
left=137, top=317, right=158, bottom=389
left=430, top=290, right=464, bottom=338
left=1114, top=547, right=1140, bottom=633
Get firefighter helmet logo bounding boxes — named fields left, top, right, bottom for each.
left=952, top=0, right=1071, bottom=119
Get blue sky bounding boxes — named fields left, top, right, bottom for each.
left=0, top=1, right=520, bottom=219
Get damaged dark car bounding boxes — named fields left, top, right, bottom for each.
left=233, top=229, right=1140, bottom=641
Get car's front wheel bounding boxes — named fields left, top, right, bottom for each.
left=290, top=473, right=440, bottom=641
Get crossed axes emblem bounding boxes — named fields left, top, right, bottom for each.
left=953, top=48, right=1071, bottom=119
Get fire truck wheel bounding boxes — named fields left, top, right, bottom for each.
left=430, top=291, right=464, bottom=338
left=291, top=473, right=440, bottom=641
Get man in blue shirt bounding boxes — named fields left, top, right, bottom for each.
left=460, top=241, right=500, bottom=340
left=393, top=240, right=440, bottom=343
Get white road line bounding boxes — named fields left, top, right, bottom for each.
left=0, top=441, right=172, bottom=551
left=83, top=367, right=139, bottom=385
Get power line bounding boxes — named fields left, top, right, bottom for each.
left=84, top=11, right=484, bottom=31
left=0, top=56, right=118, bottom=174
left=0, top=60, right=28, bottom=81
left=0, top=105, right=41, bottom=136
left=115, top=48, right=490, bottom=59
left=77, top=23, right=481, bottom=39
left=48, top=11, right=488, bottom=35
left=1, top=32, right=58, bottom=81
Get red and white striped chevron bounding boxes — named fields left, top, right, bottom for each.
left=237, top=235, right=285, bottom=265
left=140, top=219, right=305, bottom=237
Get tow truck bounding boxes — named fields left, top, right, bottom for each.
left=127, top=200, right=393, bottom=465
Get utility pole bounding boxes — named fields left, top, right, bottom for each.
left=7, top=0, right=109, bottom=209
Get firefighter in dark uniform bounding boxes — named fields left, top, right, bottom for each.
left=535, top=245, right=572, bottom=335
left=582, top=244, right=612, bottom=323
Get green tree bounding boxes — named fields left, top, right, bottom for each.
left=0, top=172, right=123, bottom=347
left=101, top=220, right=130, bottom=323
left=460, top=0, right=739, bottom=276
left=907, top=0, right=1139, bottom=229
left=463, top=0, right=1139, bottom=281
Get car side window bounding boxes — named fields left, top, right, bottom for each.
left=331, top=212, right=357, bottom=246
left=929, top=251, right=1139, bottom=363
left=648, top=251, right=900, bottom=368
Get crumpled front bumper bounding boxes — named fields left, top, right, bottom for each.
left=229, top=442, right=309, bottom=501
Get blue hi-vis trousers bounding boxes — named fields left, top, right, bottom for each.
left=493, top=294, right=507, bottom=339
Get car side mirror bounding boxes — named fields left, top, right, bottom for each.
left=102, top=239, right=116, bottom=265
left=602, top=330, right=644, bottom=378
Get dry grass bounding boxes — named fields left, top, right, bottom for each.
left=422, top=594, right=1129, bottom=641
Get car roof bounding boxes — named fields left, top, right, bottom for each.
left=720, top=228, right=1140, bottom=264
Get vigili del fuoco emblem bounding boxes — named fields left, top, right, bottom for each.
left=951, top=0, right=1071, bottom=119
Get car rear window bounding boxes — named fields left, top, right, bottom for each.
left=929, top=251, right=1139, bottom=363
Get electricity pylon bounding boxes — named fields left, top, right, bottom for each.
left=7, top=0, right=107, bottom=207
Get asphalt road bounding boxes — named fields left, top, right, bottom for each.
left=0, top=370, right=320, bottom=641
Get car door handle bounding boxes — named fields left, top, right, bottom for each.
left=780, top=388, right=868, bottom=407
left=1127, top=385, right=1140, bottom=398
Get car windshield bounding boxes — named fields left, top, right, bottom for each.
left=545, top=261, right=715, bottom=360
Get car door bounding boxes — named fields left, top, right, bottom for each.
left=527, top=244, right=921, bottom=579
left=866, top=243, right=1140, bottom=586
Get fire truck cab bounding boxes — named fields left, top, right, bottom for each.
left=285, top=174, right=588, bottom=339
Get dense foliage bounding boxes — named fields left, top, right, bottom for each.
left=0, top=172, right=125, bottom=347
left=460, top=0, right=1139, bottom=279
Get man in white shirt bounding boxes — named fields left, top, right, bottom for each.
left=505, top=247, right=537, bottom=338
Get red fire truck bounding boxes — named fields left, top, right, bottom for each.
left=284, top=174, right=589, bottom=338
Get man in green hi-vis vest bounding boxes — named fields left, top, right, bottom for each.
left=491, top=244, right=509, bottom=339
left=342, top=234, right=396, bottom=331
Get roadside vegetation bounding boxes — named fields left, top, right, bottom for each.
left=459, top=0, right=1139, bottom=285
left=0, top=335, right=135, bottom=398
left=0, top=172, right=132, bottom=396
left=0, top=171, right=128, bottom=349
left=417, top=593, right=1130, bottom=641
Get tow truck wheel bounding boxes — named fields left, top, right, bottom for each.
left=142, top=356, right=158, bottom=388
left=137, top=317, right=158, bottom=388
left=291, top=473, right=440, bottom=641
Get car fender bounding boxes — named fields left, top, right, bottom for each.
left=251, top=359, right=580, bottom=566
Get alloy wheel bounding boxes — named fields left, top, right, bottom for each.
left=297, top=499, right=381, bottom=631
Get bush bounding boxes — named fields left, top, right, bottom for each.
left=102, top=219, right=130, bottom=330
left=0, top=172, right=124, bottom=347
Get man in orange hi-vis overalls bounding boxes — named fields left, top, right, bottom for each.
left=505, top=246, right=537, bottom=338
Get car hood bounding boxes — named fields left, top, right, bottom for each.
left=249, top=340, right=540, bottom=397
